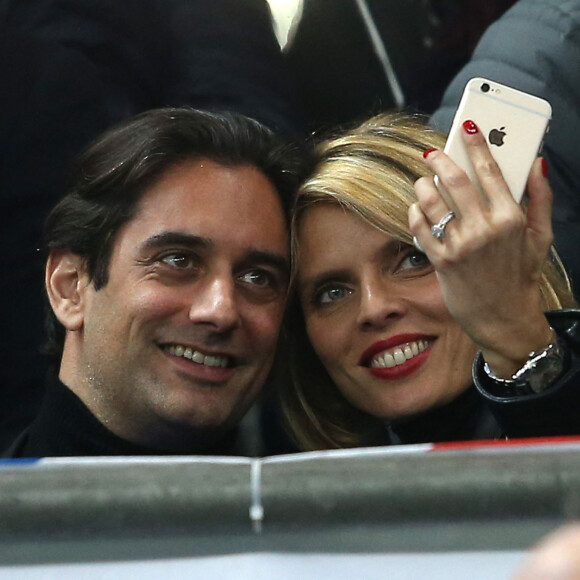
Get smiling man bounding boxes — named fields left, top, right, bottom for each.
left=4, top=108, right=303, bottom=457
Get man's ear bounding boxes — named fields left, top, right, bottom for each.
left=45, top=251, right=90, bottom=331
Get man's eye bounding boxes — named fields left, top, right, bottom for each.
left=316, top=285, right=352, bottom=305
left=160, top=253, right=194, bottom=269
left=239, top=270, right=274, bottom=287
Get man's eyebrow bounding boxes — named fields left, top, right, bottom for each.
left=139, top=234, right=288, bottom=273
left=244, top=250, right=289, bottom=275
left=141, top=232, right=213, bottom=251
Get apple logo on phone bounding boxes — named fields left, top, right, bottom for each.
left=488, top=126, right=506, bottom=147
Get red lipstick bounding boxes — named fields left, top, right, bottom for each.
left=359, top=334, right=433, bottom=381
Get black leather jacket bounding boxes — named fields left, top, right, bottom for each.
left=473, top=309, right=580, bottom=439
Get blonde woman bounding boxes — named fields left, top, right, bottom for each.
left=281, top=113, right=579, bottom=450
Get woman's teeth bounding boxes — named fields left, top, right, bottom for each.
left=370, top=340, right=430, bottom=369
left=165, top=345, right=229, bottom=368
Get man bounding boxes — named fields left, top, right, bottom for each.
left=3, top=107, right=303, bottom=457
left=0, top=0, right=302, bottom=451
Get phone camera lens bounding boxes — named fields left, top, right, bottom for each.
left=481, top=83, right=490, bottom=93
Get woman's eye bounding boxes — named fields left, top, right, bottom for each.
left=317, top=285, right=352, bottom=305
left=398, top=250, right=430, bottom=272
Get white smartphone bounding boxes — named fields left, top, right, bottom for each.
left=439, top=77, right=552, bottom=205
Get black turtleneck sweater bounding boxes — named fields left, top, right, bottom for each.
left=2, top=375, right=240, bottom=458
left=386, top=386, right=502, bottom=445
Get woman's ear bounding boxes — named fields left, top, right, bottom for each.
left=45, top=251, right=89, bottom=331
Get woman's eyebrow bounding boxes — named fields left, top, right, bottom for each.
left=299, top=268, right=351, bottom=293
left=298, top=238, right=406, bottom=291
left=382, top=238, right=409, bottom=258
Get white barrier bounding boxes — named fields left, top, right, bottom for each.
left=1, top=439, right=579, bottom=578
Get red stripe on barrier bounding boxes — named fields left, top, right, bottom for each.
left=430, top=436, right=580, bottom=452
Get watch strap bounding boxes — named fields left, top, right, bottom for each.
left=474, top=333, right=567, bottom=397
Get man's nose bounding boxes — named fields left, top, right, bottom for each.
left=188, top=276, right=240, bottom=332
left=356, top=275, right=407, bottom=330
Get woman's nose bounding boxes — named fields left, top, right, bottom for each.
left=356, top=276, right=407, bottom=329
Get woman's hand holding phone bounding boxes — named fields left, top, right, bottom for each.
left=409, top=121, right=554, bottom=380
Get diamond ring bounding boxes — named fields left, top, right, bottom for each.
left=431, top=211, right=456, bottom=241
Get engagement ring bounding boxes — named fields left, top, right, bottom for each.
left=431, top=211, right=455, bottom=241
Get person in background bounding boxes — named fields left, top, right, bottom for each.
left=280, top=113, right=580, bottom=450
left=431, top=0, right=580, bottom=302
left=514, top=524, right=580, bottom=579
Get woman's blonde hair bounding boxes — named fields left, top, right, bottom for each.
left=280, top=112, right=576, bottom=451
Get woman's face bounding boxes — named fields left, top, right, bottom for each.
left=297, top=204, right=477, bottom=421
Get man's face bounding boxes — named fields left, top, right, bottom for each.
left=65, top=159, right=289, bottom=451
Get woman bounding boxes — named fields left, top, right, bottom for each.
left=281, top=113, right=580, bottom=450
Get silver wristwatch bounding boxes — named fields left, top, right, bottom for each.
left=482, top=333, right=565, bottom=395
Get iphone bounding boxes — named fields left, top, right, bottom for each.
left=439, top=77, right=551, bottom=205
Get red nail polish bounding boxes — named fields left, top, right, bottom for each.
left=542, top=158, right=548, bottom=177
left=423, top=148, right=436, bottom=159
left=463, top=120, right=479, bottom=134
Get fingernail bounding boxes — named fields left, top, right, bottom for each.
left=463, top=120, right=479, bottom=134
left=423, top=148, right=436, bottom=159
left=541, top=158, right=548, bottom=177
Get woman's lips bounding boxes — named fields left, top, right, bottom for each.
left=359, top=334, right=434, bottom=380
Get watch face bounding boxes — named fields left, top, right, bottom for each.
left=520, top=342, right=565, bottom=394
left=478, top=337, right=565, bottom=397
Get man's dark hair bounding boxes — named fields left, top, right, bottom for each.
left=43, top=107, right=305, bottom=356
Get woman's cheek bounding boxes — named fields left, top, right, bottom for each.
left=307, top=316, right=347, bottom=366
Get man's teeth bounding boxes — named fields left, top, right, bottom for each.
left=370, top=340, right=430, bottom=369
left=165, top=345, right=229, bottom=368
